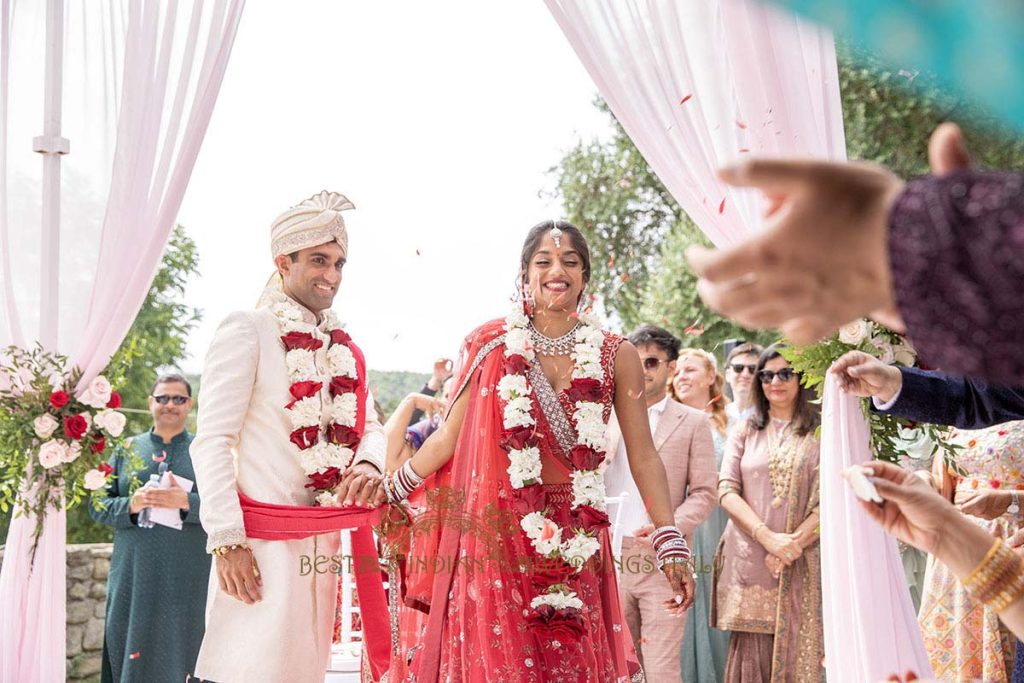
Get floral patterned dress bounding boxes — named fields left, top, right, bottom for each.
left=919, top=421, right=1024, bottom=681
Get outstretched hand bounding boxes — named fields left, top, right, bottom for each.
left=661, top=562, right=696, bottom=616
left=857, top=461, right=954, bottom=557
left=336, top=462, right=384, bottom=508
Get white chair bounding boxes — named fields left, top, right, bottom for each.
left=604, top=491, right=630, bottom=567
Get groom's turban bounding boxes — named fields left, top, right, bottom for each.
left=270, top=190, right=355, bottom=259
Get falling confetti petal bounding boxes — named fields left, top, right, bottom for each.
left=620, top=273, right=630, bottom=283
left=129, top=652, right=141, bottom=660
left=679, top=94, right=693, bottom=105
left=415, top=249, right=421, bottom=256
left=736, top=119, right=747, bottom=130
left=684, top=324, right=705, bottom=336
left=718, top=198, right=726, bottom=215
left=739, top=148, right=750, bottom=154
left=607, top=255, right=616, bottom=268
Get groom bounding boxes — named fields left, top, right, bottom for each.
left=190, top=191, right=386, bottom=682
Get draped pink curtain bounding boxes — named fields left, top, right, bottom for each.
left=543, top=0, right=846, bottom=248
left=543, top=0, right=931, bottom=677
left=0, top=2, right=244, bottom=680
left=820, top=376, right=932, bottom=680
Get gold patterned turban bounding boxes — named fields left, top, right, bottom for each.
left=270, top=190, right=355, bottom=259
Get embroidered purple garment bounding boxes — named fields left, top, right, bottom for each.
left=889, top=170, right=1024, bottom=382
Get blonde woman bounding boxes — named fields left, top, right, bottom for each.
left=672, top=349, right=731, bottom=682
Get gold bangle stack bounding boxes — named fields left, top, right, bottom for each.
left=962, top=538, right=1024, bottom=612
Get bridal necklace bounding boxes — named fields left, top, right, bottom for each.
left=528, top=320, right=580, bottom=356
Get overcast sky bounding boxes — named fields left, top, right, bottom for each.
left=176, top=1, right=613, bottom=374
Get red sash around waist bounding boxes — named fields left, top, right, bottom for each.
left=238, top=492, right=389, bottom=680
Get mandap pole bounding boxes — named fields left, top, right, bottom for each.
left=32, top=0, right=68, bottom=351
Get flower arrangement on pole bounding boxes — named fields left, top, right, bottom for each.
left=781, top=320, right=957, bottom=466
left=0, top=344, right=140, bottom=559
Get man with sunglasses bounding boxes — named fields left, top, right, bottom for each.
left=90, top=373, right=210, bottom=683
left=604, top=324, right=716, bottom=681
left=725, top=342, right=764, bottom=427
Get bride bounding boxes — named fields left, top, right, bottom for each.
left=381, top=220, right=694, bottom=682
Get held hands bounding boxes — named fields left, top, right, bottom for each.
left=757, top=529, right=803, bottom=566
left=830, top=351, right=903, bottom=403
left=129, top=472, right=189, bottom=513
left=335, top=462, right=385, bottom=508
left=661, top=561, right=696, bottom=616
left=632, top=524, right=655, bottom=544
left=215, top=546, right=262, bottom=604
left=954, top=489, right=1012, bottom=521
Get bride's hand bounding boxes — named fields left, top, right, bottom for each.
left=662, top=562, right=695, bottom=615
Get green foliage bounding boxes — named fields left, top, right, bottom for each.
left=368, top=370, right=431, bottom=419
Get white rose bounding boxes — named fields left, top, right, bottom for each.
left=286, top=348, right=317, bottom=382
left=571, top=470, right=606, bottom=510
left=289, top=396, right=322, bottom=429
left=532, top=526, right=562, bottom=556
left=560, top=533, right=601, bottom=568
left=497, top=374, right=530, bottom=401
left=79, top=412, right=92, bottom=431
left=505, top=328, right=529, bottom=356
left=95, top=409, right=127, bottom=438
left=33, top=414, right=59, bottom=439
left=331, top=393, right=358, bottom=427
left=63, top=441, right=83, bottom=463
left=83, top=468, right=108, bottom=491
left=870, top=336, right=895, bottom=364
left=38, top=440, right=66, bottom=469
left=77, top=375, right=113, bottom=409
left=327, top=343, right=358, bottom=378
left=838, top=320, right=870, bottom=345
left=894, top=342, right=916, bottom=366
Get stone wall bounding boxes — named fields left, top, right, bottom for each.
left=0, top=542, right=111, bottom=683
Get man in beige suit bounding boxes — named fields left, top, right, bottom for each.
left=604, top=324, right=717, bottom=683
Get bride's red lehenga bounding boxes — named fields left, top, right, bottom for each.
left=388, top=319, right=644, bottom=683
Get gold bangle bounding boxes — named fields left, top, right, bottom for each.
left=963, top=539, right=1024, bottom=612
left=751, top=522, right=767, bottom=542
left=212, top=543, right=251, bottom=557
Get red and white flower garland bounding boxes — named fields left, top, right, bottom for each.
left=273, top=299, right=362, bottom=506
left=498, top=303, right=611, bottom=633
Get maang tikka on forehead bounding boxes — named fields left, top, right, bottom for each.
left=550, top=220, right=563, bottom=249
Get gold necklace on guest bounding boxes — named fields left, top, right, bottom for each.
left=767, top=418, right=797, bottom=509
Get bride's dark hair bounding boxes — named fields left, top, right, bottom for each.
left=517, top=220, right=592, bottom=293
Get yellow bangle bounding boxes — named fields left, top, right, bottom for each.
left=212, top=543, right=251, bottom=557
left=963, top=538, right=1024, bottom=612
left=963, top=538, right=1003, bottom=587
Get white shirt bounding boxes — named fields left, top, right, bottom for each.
left=604, top=395, right=669, bottom=538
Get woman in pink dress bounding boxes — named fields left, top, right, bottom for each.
left=380, top=220, right=695, bottom=682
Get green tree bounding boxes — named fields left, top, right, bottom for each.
left=548, top=48, right=1024, bottom=355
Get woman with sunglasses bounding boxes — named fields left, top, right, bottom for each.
left=712, top=344, right=823, bottom=682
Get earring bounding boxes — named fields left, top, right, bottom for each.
left=522, top=281, right=536, bottom=318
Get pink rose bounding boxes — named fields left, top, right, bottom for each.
left=38, top=440, right=66, bottom=469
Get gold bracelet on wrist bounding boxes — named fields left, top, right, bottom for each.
left=963, top=538, right=1024, bottom=612
left=212, top=543, right=251, bottom=557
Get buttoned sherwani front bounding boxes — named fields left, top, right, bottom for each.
left=606, top=399, right=717, bottom=683
left=190, top=298, right=385, bottom=683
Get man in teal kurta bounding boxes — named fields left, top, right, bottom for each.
left=89, top=373, right=210, bottom=683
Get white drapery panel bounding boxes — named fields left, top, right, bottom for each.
left=544, top=0, right=932, bottom=678
left=543, top=0, right=846, bottom=247
left=0, top=2, right=243, bottom=680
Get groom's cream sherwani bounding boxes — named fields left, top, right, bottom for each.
left=190, top=296, right=385, bottom=683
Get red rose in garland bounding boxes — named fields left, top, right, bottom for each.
left=90, top=435, right=107, bottom=455
left=531, top=559, right=576, bottom=590
left=304, top=466, right=343, bottom=490
left=106, top=392, right=122, bottom=409
left=49, top=390, right=70, bottom=409
left=329, top=329, right=352, bottom=346
left=63, top=415, right=89, bottom=441
left=327, top=423, right=360, bottom=446
left=571, top=505, right=610, bottom=532
left=281, top=331, right=323, bottom=352
left=525, top=605, right=585, bottom=643
left=567, top=377, right=602, bottom=403
left=289, top=425, right=320, bottom=450
left=501, top=425, right=535, bottom=452
left=97, top=462, right=114, bottom=476
left=329, top=375, right=359, bottom=397
left=288, top=381, right=323, bottom=403
left=503, top=354, right=529, bottom=375
left=510, top=482, right=547, bottom=516
left=569, top=445, right=604, bottom=471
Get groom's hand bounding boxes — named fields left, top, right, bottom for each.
left=337, top=462, right=382, bottom=507
left=216, top=546, right=262, bottom=604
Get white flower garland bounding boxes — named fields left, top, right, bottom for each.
left=501, top=302, right=611, bottom=612
left=272, top=298, right=361, bottom=500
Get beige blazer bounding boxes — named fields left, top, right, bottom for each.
left=607, top=399, right=717, bottom=537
